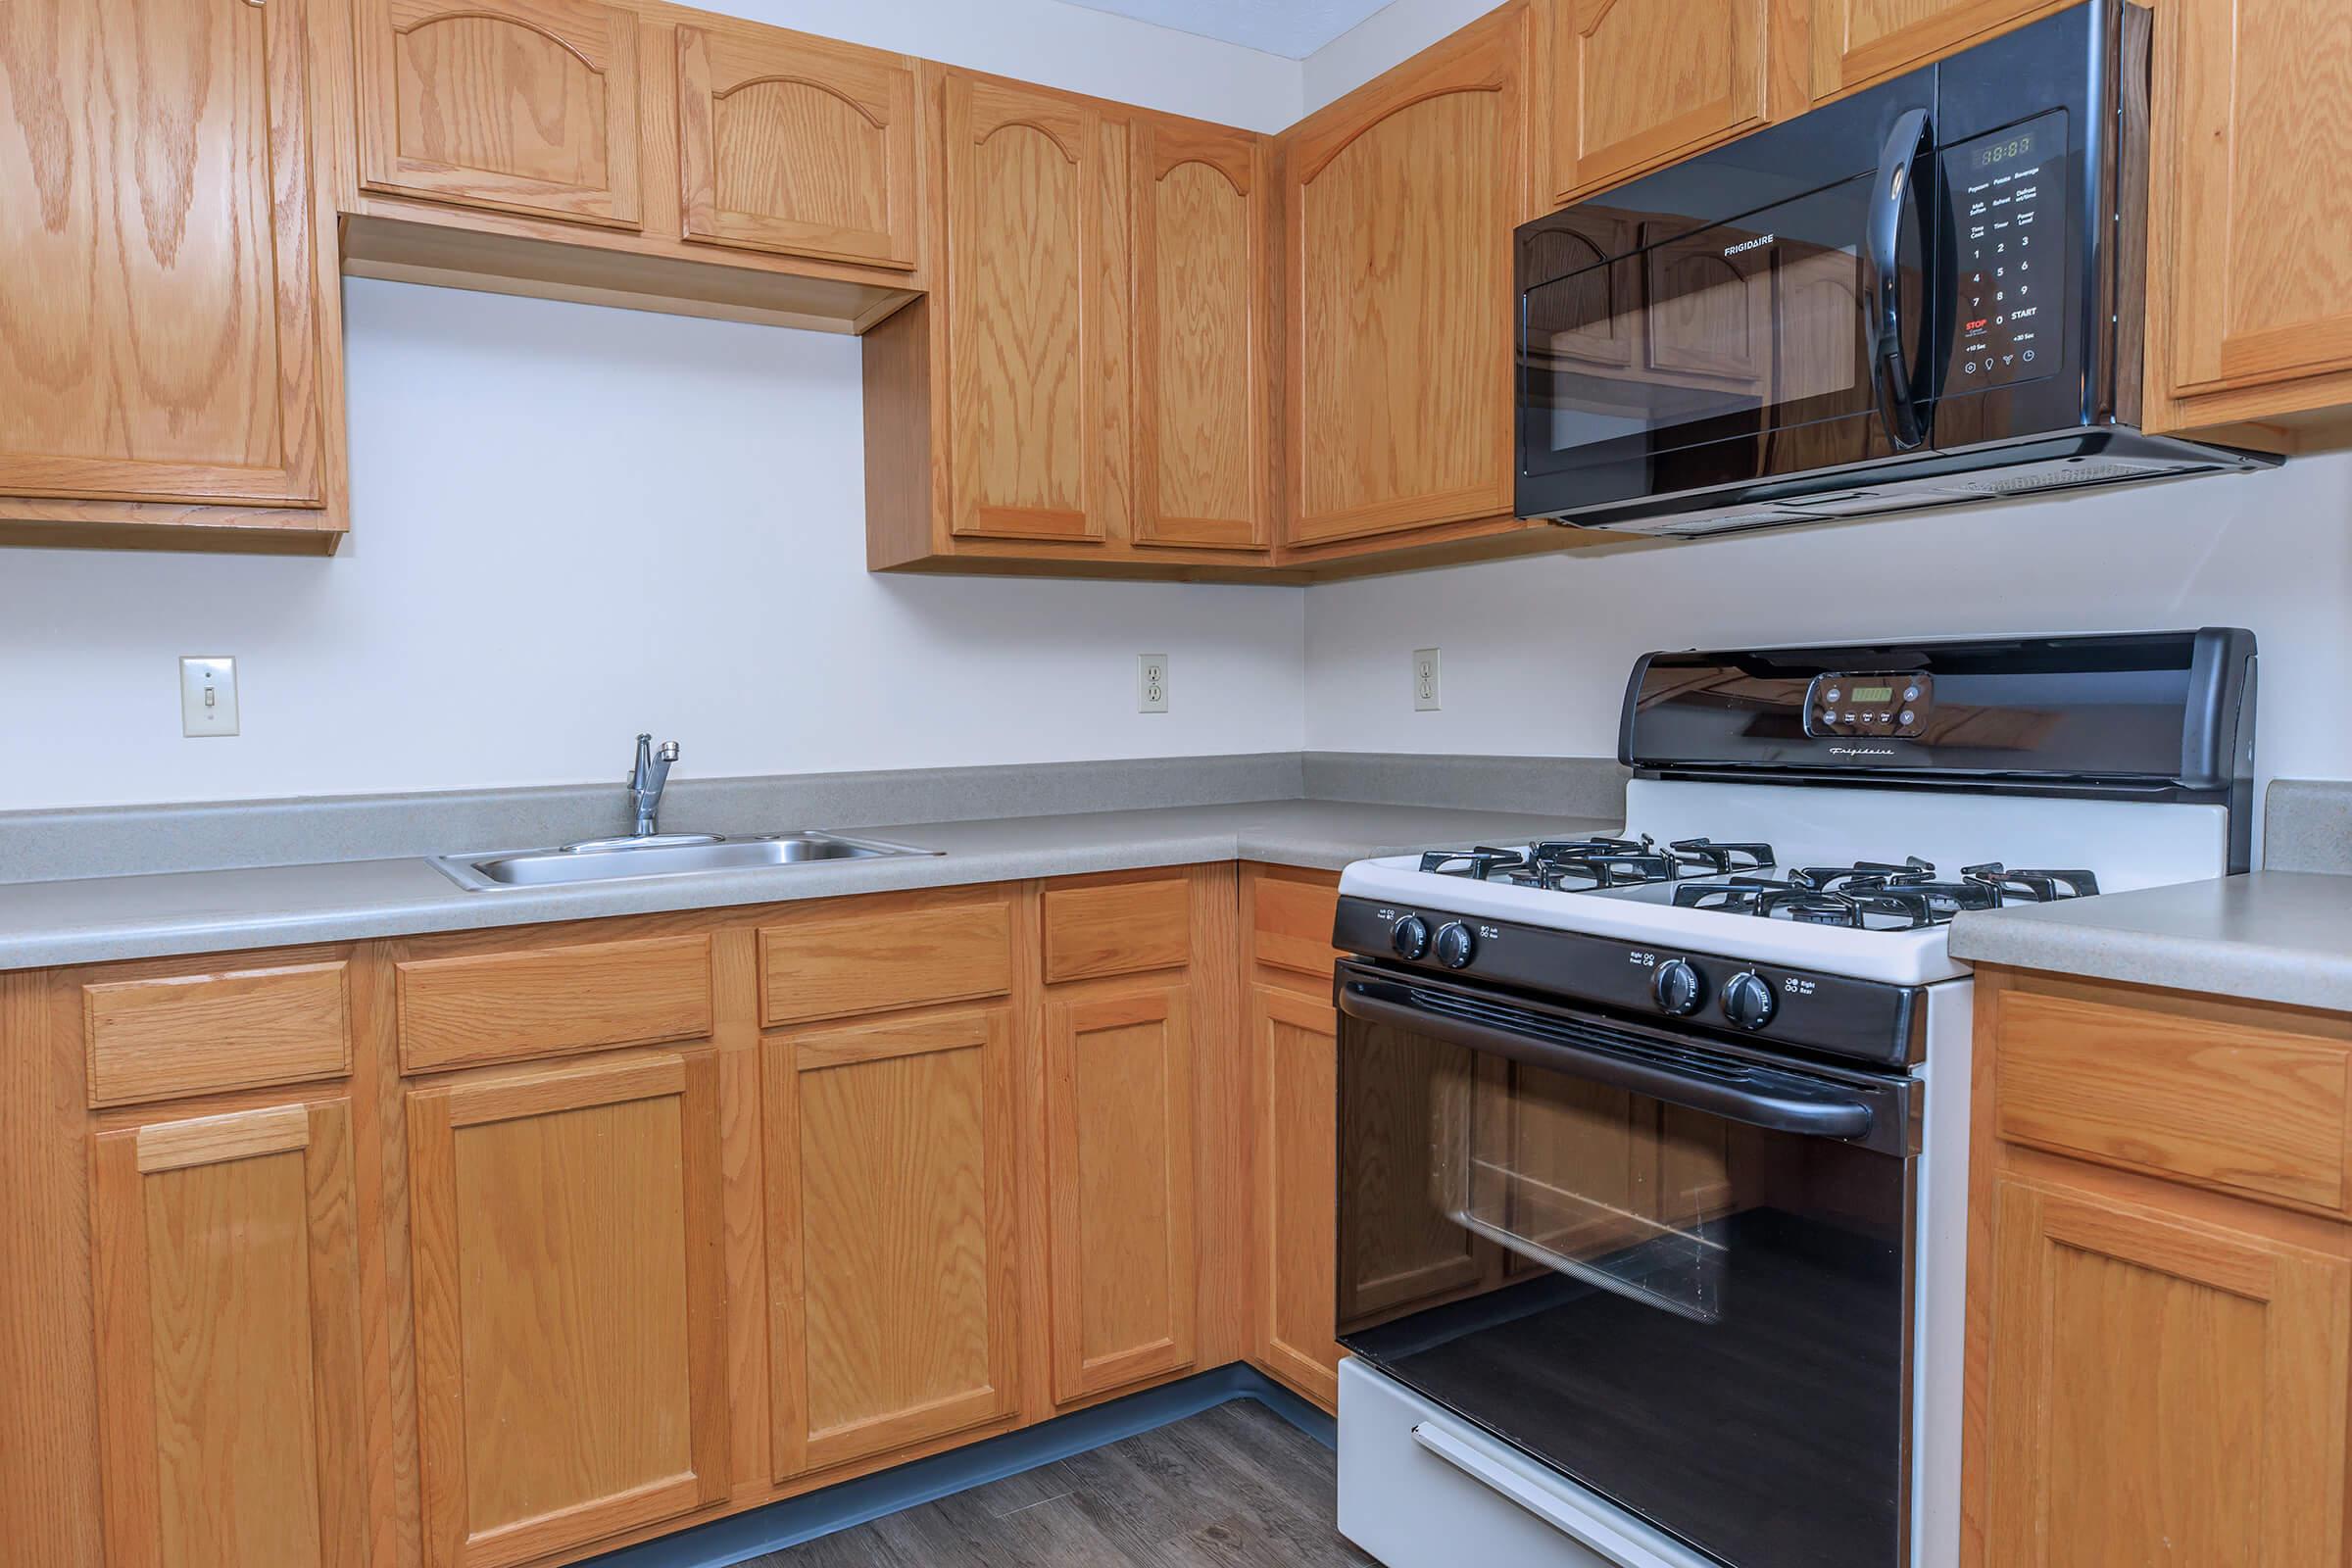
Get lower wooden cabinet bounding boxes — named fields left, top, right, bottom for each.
left=406, top=1052, right=729, bottom=1568
left=762, top=1006, right=1020, bottom=1478
left=1252, top=983, right=1344, bottom=1408
left=90, top=1099, right=368, bottom=1568
left=1978, top=1175, right=2351, bottom=1566
left=1044, top=985, right=1199, bottom=1401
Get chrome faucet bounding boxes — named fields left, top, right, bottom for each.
left=628, top=733, right=680, bottom=838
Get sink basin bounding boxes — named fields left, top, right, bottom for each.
left=428, top=831, right=941, bottom=892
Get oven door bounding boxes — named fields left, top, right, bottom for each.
left=1333, top=961, right=1918, bottom=1568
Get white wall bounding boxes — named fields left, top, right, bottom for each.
left=0, top=281, right=1306, bottom=810
left=1301, top=0, right=1503, bottom=115
left=1303, top=453, right=2352, bottom=801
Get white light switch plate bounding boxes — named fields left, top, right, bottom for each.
left=1413, top=648, right=1442, bottom=710
left=1138, top=654, right=1169, bottom=713
left=180, top=656, right=239, bottom=737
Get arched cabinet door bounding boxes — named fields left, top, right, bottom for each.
left=676, top=23, right=922, bottom=270
left=942, top=73, right=1110, bottom=544
left=1133, top=120, right=1271, bottom=553
left=357, top=0, right=646, bottom=229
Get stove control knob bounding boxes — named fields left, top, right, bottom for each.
left=1433, top=921, right=1477, bottom=970
left=1653, top=958, right=1702, bottom=1016
left=1392, top=914, right=1432, bottom=960
left=1722, top=971, right=1778, bottom=1031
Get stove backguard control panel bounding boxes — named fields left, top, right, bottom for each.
left=1945, top=110, right=2067, bottom=391
left=1804, top=670, right=1935, bottom=739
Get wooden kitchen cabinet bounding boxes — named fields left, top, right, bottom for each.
left=406, top=1051, right=729, bottom=1568
left=89, top=1099, right=368, bottom=1568
left=0, top=0, right=344, bottom=553
left=1279, top=3, right=1530, bottom=560
left=676, top=20, right=924, bottom=271
left=1535, top=0, right=1770, bottom=205
left=1809, top=0, right=2073, bottom=105
left=763, top=1005, right=1021, bottom=1478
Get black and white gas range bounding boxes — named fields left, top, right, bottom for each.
left=1331, top=629, right=2257, bottom=1568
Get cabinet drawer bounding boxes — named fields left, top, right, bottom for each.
left=1042, top=878, right=1191, bottom=983
left=1250, top=872, right=1342, bottom=983
left=760, top=894, right=1013, bottom=1026
left=1995, top=987, right=2352, bottom=1215
left=397, top=934, right=714, bottom=1072
left=83, top=960, right=352, bottom=1107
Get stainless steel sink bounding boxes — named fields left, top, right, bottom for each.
left=428, top=830, right=941, bottom=892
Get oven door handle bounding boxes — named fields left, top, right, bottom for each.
left=1336, top=976, right=1878, bottom=1144
left=1865, top=105, right=1933, bottom=453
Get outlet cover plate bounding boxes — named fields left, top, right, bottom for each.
left=1413, top=648, right=1442, bottom=711
left=1139, top=654, right=1169, bottom=713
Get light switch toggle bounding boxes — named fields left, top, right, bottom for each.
left=180, top=657, right=240, bottom=737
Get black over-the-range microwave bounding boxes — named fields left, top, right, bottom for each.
left=1514, top=0, right=2275, bottom=538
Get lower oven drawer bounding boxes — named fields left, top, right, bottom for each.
left=1338, top=1359, right=1716, bottom=1568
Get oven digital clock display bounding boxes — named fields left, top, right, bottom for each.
left=1804, top=673, right=1933, bottom=741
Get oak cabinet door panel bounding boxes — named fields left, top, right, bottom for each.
left=765, top=1007, right=1020, bottom=1478
left=676, top=24, right=922, bottom=270
left=1542, top=0, right=1768, bottom=204
left=1812, top=0, right=2070, bottom=104
left=1254, top=985, right=1343, bottom=1409
left=407, top=1053, right=728, bottom=1568
left=358, top=0, right=644, bottom=228
left=90, top=1101, right=368, bottom=1568
left=0, top=0, right=328, bottom=508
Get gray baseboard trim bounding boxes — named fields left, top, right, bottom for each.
left=581, top=1365, right=1334, bottom=1568
left=2263, top=778, right=2352, bottom=874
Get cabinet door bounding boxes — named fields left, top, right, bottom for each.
left=90, top=1101, right=366, bottom=1568
left=1133, top=120, right=1269, bottom=552
left=1541, top=0, right=1768, bottom=204
left=765, top=1007, right=1019, bottom=1478
left=357, top=0, right=644, bottom=229
left=1980, top=1176, right=2351, bottom=1566
left=943, top=74, right=1109, bottom=544
left=0, top=0, right=327, bottom=509
left=1045, top=987, right=1198, bottom=1401
left=2161, top=0, right=2352, bottom=401
left=407, top=1053, right=727, bottom=1568
left=1255, top=985, right=1342, bottom=1408
left=1812, top=0, right=2067, bottom=104
left=1285, top=8, right=1523, bottom=547
left=675, top=24, right=921, bottom=270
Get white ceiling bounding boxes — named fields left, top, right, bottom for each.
left=1054, top=0, right=1395, bottom=58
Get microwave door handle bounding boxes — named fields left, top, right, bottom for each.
left=1334, top=978, right=1876, bottom=1143
left=1866, top=107, right=1933, bottom=452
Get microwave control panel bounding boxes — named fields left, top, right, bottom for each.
left=1945, top=111, right=2066, bottom=390
left=1805, top=672, right=1934, bottom=738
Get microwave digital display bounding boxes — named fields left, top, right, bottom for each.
left=1945, top=111, right=2067, bottom=392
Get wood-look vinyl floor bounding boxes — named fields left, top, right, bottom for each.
left=749, top=1400, right=1376, bottom=1567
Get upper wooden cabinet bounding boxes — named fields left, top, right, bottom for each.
left=357, top=0, right=646, bottom=228
left=1281, top=3, right=1528, bottom=553
left=1810, top=0, right=2072, bottom=105
left=676, top=22, right=924, bottom=270
left=1133, top=122, right=1272, bottom=552
left=0, top=0, right=342, bottom=552
left=1536, top=0, right=1769, bottom=205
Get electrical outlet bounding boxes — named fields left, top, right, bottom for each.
left=180, top=656, right=240, bottom=737
left=1138, top=654, right=1169, bottom=713
left=1413, top=648, right=1442, bottom=711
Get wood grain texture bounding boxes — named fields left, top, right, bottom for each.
left=1045, top=986, right=1199, bottom=1401
left=1132, top=118, right=1271, bottom=552
left=1810, top=0, right=2072, bottom=104
left=395, top=933, right=713, bottom=1071
left=676, top=21, right=921, bottom=270
left=1993, top=984, right=2352, bottom=1216
left=358, top=0, right=645, bottom=227
left=1246, top=865, right=1344, bottom=990
left=1253, top=984, right=1343, bottom=1411
left=90, top=1099, right=367, bottom=1568
left=1282, top=3, right=1525, bottom=551
left=408, top=1050, right=727, bottom=1568
left=0, top=0, right=330, bottom=511
left=1539, top=0, right=1768, bottom=204
left=759, top=889, right=1013, bottom=1027
left=764, top=1006, right=1020, bottom=1478
left=1041, top=877, right=1193, bottom=984
left=83, top=960, right=351, bottom=1107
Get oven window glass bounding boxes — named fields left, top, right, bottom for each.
left=1338, top=1008, right=1911, bottom=1568
left=1521, top=170, right=1927, bottom=483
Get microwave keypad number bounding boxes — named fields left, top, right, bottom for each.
left=1805, top=671, right=1934, bottom=739
left=1947, top=113, right=2066, bottom=390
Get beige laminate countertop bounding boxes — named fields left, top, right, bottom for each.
left=0, top=799, right=1616, bottom=971
left=1948, top=870, right=2352, bottom=1013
